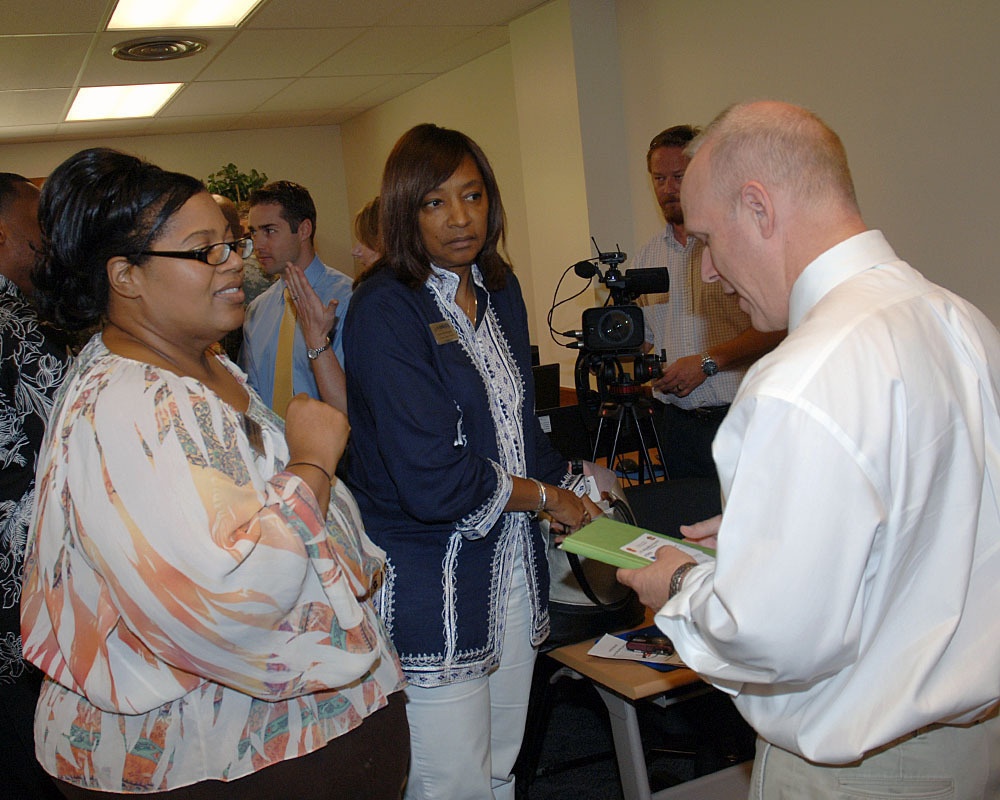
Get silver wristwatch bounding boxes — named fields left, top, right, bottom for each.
left=700, top=353, right=719, bottom=376
left=306, top=337, right=331, bottom=361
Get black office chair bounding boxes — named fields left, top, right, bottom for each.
left=623, top=476, right=722, bottom=537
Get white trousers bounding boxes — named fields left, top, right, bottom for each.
left=750, top=707, right=1000, bottom=799
left=402, top=562, right=537, bottom=800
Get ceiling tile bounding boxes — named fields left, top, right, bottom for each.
left=256, top=75, right=387, bottom=112
left=346, top=73, right=437, bottom=108
left=198, top=28, right=364, bottom=81
left=2, top=0, right=110, bottom=34
left=372, top=0, right=545, bottom=27
left=410, top=26, right=509, bottom=74
left=144, top=115, right=248, bottom=135
left=232, top=109, right=332, bottom=129
left=245, top=0, right=388, bottom=28
left=308, top=26, right=478, bottom=76
left=0, top=35, right=94, bottom=90
left=0, top=88, right=72, bottom=126
left=160, top=78, right=295, bottom=116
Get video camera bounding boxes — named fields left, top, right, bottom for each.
left=569, top=248, right=670, bottom=410
left=574, top=251, right=669, bottom=353
left=544, top=243, right=671, bottom=480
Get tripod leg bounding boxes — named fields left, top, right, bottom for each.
left=646, top=406, right=668, bottom=481
left=628, top=405, right=662, bottom=484
left=591, top=416, right=607, bottom=463
left=608, top=407, right=626, bottom=476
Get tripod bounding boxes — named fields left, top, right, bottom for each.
left=591, top=382, right=665, bottom=484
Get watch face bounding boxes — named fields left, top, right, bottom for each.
left=702, top=357, right=719, bottom=376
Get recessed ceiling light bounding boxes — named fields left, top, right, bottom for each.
left=112, top=37, right=207, bottom=62
left=107, top=0, right=264, bottom=30
left=66, top=84, right=183, bottom=121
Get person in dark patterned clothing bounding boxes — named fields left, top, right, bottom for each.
left=0, top=172, right=67, bottom=799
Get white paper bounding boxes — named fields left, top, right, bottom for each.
left=621, top=534, right=714, bottom=565
left=586, top=634, right=685, bottom=666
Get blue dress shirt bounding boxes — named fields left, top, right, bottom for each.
left=239, top=256, right=352, bottom=406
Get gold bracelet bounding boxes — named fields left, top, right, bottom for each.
left=286, top=461, right=333, bottom=484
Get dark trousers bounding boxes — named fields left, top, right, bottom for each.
left=0, top=666, right=63, bottom=800
left=56, top=691, right=409, bottom=800
left=655, top=401, right=729, bottom=480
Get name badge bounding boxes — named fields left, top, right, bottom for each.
left=430, top=321, right=459, bottom=344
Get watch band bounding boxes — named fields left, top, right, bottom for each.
left=669, top=562, right=698, bottom=599
left=306, top=337, right=331, bottom=361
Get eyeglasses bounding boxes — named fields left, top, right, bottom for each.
left=136, top=236, right=254, bottom=266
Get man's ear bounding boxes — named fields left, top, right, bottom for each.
left=296, top=217, right=314, bottom=244
left=741, top=181, right=775, bottom=239
left=107, top=256, right=141, bottom=299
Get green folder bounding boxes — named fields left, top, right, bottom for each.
left=558, top=516, right=716, bottom=570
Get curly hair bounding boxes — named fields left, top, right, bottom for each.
left=33, top=148, right=204, bottom=331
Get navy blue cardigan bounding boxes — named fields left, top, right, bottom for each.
left=344, top=266, right=567, bottom=686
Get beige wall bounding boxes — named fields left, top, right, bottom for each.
left=0, top=126, right=355, bottom=275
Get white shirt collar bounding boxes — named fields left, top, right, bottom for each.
left=788, top=230, right=900, bottom=330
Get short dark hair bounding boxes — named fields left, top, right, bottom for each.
left=0, top=173, right=33, bottom=217
left=646, top=125, right=701, bottom=170
left=375, top=123, right=510, bottom=291
left=34, top=148, right=204, bottom=330
left=249, top=180, right=316, bottom=243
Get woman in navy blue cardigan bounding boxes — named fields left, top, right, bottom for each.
left=344, top=124, right=599, bottom=800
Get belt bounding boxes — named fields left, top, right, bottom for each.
left=661, top=402, right=730, bottom=420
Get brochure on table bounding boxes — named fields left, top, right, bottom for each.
left=587, top=624, right=685, bottom=672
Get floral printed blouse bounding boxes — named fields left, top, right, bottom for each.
left=21, top=334, right=403, bottom=792
left=0, top=275, right=67, bottom=684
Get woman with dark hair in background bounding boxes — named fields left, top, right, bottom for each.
left=21, top=147, right=407, bottom=799
left=344, top=124, right=600, bottom=799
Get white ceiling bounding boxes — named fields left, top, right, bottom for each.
left=0, top=0, right=548, bottom=145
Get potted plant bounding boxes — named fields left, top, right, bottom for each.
left=205, top=163, right=268, bottom=213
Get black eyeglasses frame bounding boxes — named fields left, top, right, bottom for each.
left=134, top=236, right=254, bottom=266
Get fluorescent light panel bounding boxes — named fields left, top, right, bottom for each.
left=67, top=84, right=183, bottom=121
left=107, top=0, right=263, bottom=29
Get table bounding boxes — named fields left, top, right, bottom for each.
left=548, top=635, right=752, bottom=800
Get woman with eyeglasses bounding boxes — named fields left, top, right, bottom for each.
left=20, top=148, right=408, bottom=799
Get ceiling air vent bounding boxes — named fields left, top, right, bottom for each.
left=112, top=37, right=207, bottom=62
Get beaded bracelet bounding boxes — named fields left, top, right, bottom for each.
left=286, top=461, right=333, bottom=484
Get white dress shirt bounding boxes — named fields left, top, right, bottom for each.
left=655, top=230, right=1000, bottom=763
